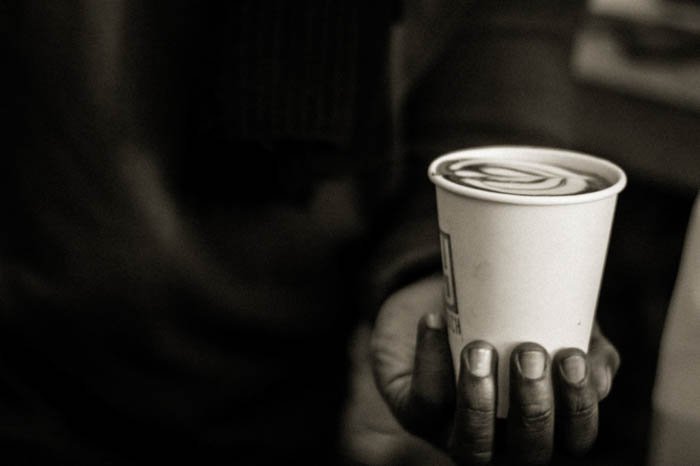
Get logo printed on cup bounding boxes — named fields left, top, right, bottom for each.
left=440, top=230, right=461, bottom=335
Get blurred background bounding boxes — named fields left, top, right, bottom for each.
left=4, top=0, right=698, bottom=464
left=342, top=0, right=699, bottom=464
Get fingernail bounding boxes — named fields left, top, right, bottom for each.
left=468, top=347, right=492, bottom=377
left=519, top=350, right=546, bottom=379
left=561, top=354, right=586, bottom=384
left=425, top=312, right=445, bottom=330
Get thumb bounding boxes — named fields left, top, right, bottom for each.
left=400, top=313, right=455, bottom=443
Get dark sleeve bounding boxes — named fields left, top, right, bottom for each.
left=3, top=3, right=398, bottom=463
left=362, top=0, right=587, bottom=318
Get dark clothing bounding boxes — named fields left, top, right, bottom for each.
left=3, top=2, right=434, bottom=465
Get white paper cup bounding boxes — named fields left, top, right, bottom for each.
left=428, top=146, right=626, bottom=418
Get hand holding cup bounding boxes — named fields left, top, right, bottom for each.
left=371, top=276, right=621, bottom=465
left=373, top=147, right=625, bottom=463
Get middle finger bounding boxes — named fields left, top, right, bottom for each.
left=508, top=342, right=555, bottom=465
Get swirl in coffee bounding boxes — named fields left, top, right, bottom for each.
left=436, top=159, right=610, bottom=196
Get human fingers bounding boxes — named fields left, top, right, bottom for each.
left=508, top=343, right=555, bottom=465
left=553, top=348, right=599, bottom=455
left=588, top=324, right=621, bottom=401
left=404, top=312, right=456, bottom=442
left=373, top=311, right=455, bottom=443
left=449, top=341, right=497, bottom=465
left=371, top=276, right=446, bottom=414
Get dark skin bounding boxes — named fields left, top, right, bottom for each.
left=372, top=275, right=620, bottom=465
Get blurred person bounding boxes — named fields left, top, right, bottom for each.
left=3, top=1, right=619, bottom=465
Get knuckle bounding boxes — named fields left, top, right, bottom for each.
left=561, top=387, right=599, bottom=418
left=568, top=400, right=597, bottom=423
left=518, top=402, right=554, bottom=429
left=457, top=405, right=496, bottom=433
left=463, top=404, right=496, bottom=417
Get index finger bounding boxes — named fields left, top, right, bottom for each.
left=449, top=340, right=498, bottom=465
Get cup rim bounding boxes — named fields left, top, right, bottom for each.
left=428, top=146, right=627, bottom=206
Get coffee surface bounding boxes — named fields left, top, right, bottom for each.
left=436, top=159, right=610, bottom=196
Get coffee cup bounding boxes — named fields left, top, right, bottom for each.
left=428, top=146, right=626, bottom=417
